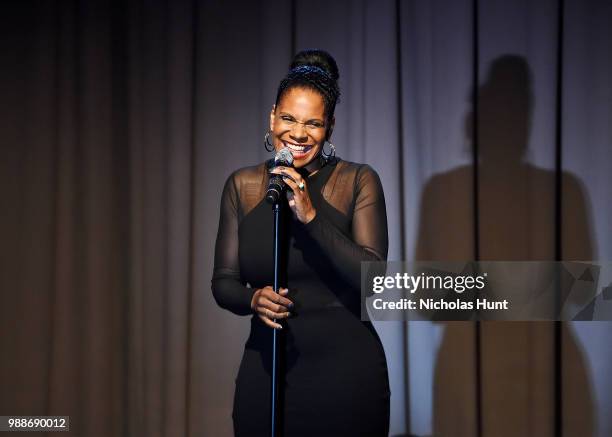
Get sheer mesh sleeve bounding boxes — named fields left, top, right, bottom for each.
left=211, top=172, right=255, bottom=316
left=304, top=164, right=388, bottom=290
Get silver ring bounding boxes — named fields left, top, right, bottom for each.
left=298, top=181, right=305, bottom=191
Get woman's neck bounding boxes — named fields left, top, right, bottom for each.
left=302, top=153, right=324, bottom=177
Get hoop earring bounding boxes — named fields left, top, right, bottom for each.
left=264, top=131, right=274, bottom=152
left=322, top=140, right=336, bottom=161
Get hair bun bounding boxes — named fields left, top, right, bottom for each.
left=290, top=49, right=339, bottom=82
left=276, top=49, right=341, bottom=120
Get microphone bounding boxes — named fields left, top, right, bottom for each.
left=266, top=147, right=294, bottom=204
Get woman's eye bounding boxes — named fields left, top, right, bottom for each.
left=307, top=122, right=323, bottom=128
left=281, top=116, right=294, bottom=122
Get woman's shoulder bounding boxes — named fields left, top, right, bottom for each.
left=227, top=161, right=268, bottom=182
left=224, top=162, right=269, bottom=195
left=322, top=159, right=383, bottom=214
left=329, top=158, right=382, bottom=185
left=223, top=162, right=269, bottom=217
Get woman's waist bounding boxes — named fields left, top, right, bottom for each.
left=248, top=279, right=359, bottom=310
left=246, top=306, right=384, bottom=354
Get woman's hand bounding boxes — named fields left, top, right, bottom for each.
left=250, top=286, right=293, bottom=329
left=269, top=166, right=317, bottom=224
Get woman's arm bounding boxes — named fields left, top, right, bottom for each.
left=211, top=172, right=294, bottom=324
left=304, top=164, right=388, bottom=289
left=211, top=173, right=256, bottom=316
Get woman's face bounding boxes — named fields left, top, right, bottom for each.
left=270, top=87, right=332, bottom=168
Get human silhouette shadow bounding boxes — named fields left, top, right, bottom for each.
left=413, top=55, right=596, bottom=437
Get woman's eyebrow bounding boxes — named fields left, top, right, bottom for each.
left=279, top=112, right=324, bottom=122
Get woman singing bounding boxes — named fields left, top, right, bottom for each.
left=212, top=49, right=390, bottom=436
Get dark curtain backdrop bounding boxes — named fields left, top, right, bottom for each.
left=1, top=1, right=611, bottom=436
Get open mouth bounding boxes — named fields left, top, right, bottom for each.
left=283, top=141, right=314, bottom=159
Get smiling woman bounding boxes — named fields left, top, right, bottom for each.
left=271, top=87, right=326, bottom=164
left=212, top=49, right=390, bottom=436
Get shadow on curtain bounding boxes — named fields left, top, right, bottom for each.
left=415, top=54, right=595, bottom=437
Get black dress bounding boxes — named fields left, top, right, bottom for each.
left=212, top=157, right=390, bottom=437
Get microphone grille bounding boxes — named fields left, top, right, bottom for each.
left=275, top=147, right=294, bottom=166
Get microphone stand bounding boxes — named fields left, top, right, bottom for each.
left=270, top=200, right=282, bottom=437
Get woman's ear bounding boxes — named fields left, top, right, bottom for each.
left=269, top=105, right=276, bottom=132
left=326, top=116, right=335, bottom=140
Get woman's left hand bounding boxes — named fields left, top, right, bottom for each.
left=270, top=166, right=317, bottom=224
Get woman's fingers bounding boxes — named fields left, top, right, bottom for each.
left=257, top=311, right=283, bottom=330
left=252, top=286, right=293, bottom=329
left=269, top=167, right=317, bottom=223
left=270, top=169, right=297, bottom=185
left=282, top=178, right=316, bottom=223
left=257, top=305, right=290, bottom=322
left=271, top=166, right=301, bottom=182
left=260, top=286, right=294, bottom=309
left=282, top=176, right=301, bottom=193
left=270, top=168, right=306, bottom=194
left=260, top=299, right=291, bottom=315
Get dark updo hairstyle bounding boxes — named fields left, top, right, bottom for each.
left=275, top=49, right=341, bottom=128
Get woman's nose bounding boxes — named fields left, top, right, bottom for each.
left=289, top=123, right=308, bottom=141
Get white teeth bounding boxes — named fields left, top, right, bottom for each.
left=284, top=142, right=312, bottom=152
